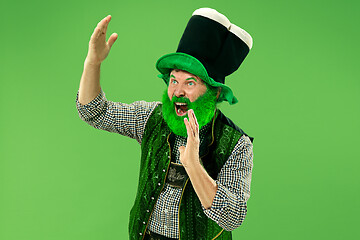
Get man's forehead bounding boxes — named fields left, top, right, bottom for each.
left=170, top=69, right=203, bottom=81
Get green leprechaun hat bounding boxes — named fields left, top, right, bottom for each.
left=156, top=8, right=253, bottom=105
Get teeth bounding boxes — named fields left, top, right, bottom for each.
left=176, top=102, right=187, bottom=106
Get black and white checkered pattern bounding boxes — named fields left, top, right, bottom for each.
left=76, top=90, right=253, bottom=238
left=76, top=90, right=159, bottom=144
left=147, top=126, right=210, bottom=238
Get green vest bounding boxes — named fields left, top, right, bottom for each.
left=129, top=104, right=251, bottom=240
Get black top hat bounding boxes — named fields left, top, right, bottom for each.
left=156, top=8, right=253, bottom=104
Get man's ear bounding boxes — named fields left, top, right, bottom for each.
left=216, top=88, right=222, bottom=99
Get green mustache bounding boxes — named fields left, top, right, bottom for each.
left=170, top=95, right=191, bottom=105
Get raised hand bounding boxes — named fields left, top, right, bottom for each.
left=86, top=15, right=118, bottom=65
left=178, top=109, right=201, bottom=168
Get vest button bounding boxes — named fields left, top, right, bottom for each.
left=163, top=169, right=166, bottom=172
left=143, top=221, right=146, bottom=225
left=146, top=209, right=150, bottom=212
left=139, top=232, right=143, bottom=235
left=151, top=197, right=154, bottom=200
left=158, top=183, right=161, bottom=186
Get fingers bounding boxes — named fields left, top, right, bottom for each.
left=184, top=118, right=193, bottom=138
left=103, top=15, right=111, bottom=34
left=191, top=109, right=199, bottom=133
left=184, top=109, right=199, bottom=138
left=108, top=33, right=118, bottom=48
left=90, top=26, right=100, bottom=42
left=97, top=15, right=111, bottom=35
left=90, top=15, right=111, bottom=41
left=188, top=109, right=199, bottom=136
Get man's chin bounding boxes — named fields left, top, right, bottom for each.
left=164, top=112, right=188, bottom=136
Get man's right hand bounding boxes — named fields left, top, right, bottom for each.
left=86, top=15, right=118, bottom=65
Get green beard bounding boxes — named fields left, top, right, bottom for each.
left=162, top=88, right=218, bottom=137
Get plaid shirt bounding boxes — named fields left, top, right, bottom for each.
left=76, top=90, right=253, bottom=238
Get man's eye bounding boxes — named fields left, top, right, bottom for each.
left=171, top=80, right=177, bottom=84
left=188, top=82, right=194, bottom=86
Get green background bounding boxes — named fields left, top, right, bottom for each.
left=1, top=0, right=359, bottom=239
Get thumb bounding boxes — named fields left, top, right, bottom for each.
left=178, top=146, right=185, bottom=156
left=107, top=33, right=118, bottom=48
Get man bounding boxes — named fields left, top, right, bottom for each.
left=76, top=8, right=253, bottom=240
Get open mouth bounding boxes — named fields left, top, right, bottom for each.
left=174, top=102, right=189, bottom=116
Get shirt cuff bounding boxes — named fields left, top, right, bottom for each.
left=202, top=180, right=247, bottom=231
left=75, top=89, right=107, bottom=120
left=202, top=181, right=228, bottom=222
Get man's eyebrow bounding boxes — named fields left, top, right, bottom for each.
left=170, top=74, right=176, bottom=79
left=186, top=77, right=198, bottom=82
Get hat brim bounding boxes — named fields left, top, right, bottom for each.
left=156, top=52, right=238, bottom=105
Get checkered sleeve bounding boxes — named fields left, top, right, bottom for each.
left=75, top=89, right=160, bottom=144
left=202, top=134, right=253, bottom=231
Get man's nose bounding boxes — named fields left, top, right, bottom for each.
left=174, top=85, right=186, bottom=98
